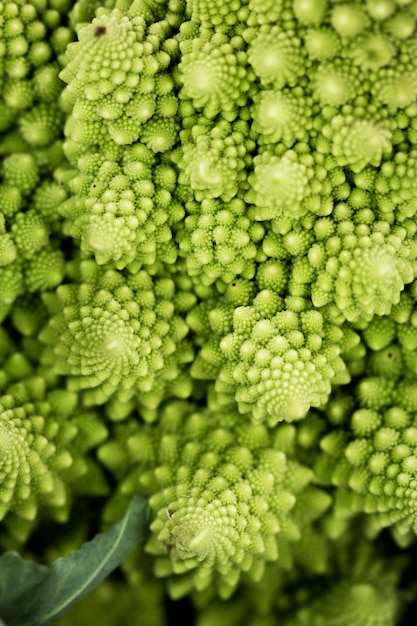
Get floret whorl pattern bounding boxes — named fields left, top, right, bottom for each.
left=247, top=150, right=312, bottom=220
left=39, top=261, right=194, bottom=412
left=217, top=293, right=347, bottom=425
left=308, top=290, right=417, bottom=540
left=0, top=0, right=73, bottom=113
left=176, top=197, right=264, bottom=284
left=189, top=288, right=348, bottom=425
left=0, top=199, right=66, bottom=308
left=3, top=0, right=417, bottom=614
left=59, top=1, right=180, bottom=159
left=60, top=147, right=182, bottom=270
left=251, top=88, right=311, bottom=147
left=316, top=391, right=417, bottom=540
left=308, top=220, right=417, bottom=323
left=0, top=378, right=108, bottom=541
left=177, top=119, right=254, bottom=202
left=98, top=399, right=330, bottom=599
left=179, top=32, right=254, bottom=118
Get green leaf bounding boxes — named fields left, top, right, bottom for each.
left=1, top=495, right=149, bottom=626
left=0, top=552, right=49, bottom=622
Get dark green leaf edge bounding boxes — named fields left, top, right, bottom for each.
left=0, top=495, right=149, bottom=626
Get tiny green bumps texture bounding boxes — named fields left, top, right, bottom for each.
left=2, top=0, right=417, bottom=623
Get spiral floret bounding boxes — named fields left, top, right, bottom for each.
left=312, top=61, right=359, bottom=106
left=59, top=4, right=176, bottom=155
left=247, top=26, right=306, bottom=89
left=99, top=401, right=323, bottom=598
left=0, top=381, right=108, bottom=540
left=374, top=150, right=417, bottom=222
left=66, top=152, right=181, bottom=269
left=309, top=222, right=416, bottom=323
left=348, top=33, right=395, bottom=71
left=325, top=115, right=392, bottom=173
left=320, top=396, right=417, bottom=536
left=177, top=197, right=262, bottom=284
left=251, top=89, right=309, bottom=146
left=69, top=158, right=182, bottom=269
left=178, top=120, right=253, bottom=202
left=179, top=34, right=251, bottom=117
left=246, top=150, right=312, bottom=221
left=39, top=262, right=192, bottom=407
left=375, top=69, right=417, bottom=109
left=187, top=0, right=247, bottom=29
left=60, top=10, right=145, bottom=114
left=216, top=292, right=346, bottom=425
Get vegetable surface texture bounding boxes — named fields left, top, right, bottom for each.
left=2, top=0, right=417, bottom=624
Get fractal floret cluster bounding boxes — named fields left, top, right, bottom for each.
left=2, top=0, right=417, bottom=624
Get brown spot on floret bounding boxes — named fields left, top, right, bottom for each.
left=94, top=25, right=107, bottom=37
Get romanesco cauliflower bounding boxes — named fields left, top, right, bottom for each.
left=2, top=0, right=417, bottom=624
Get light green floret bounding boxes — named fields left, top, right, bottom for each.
left=1, top=153, right=39, bottom=195
left=246, top=25, right=306, bottom=89
left=0, top=0, right=71, bottom=173
left=251, top=88, right=310, bottom=147
left=374, top=68, right=417, bottom=109
left=0, top=185, right=22, bottom=218
left=2, top=79, right=34, bottom=112
left=0, top=378, right=108, bottom=543
left=246, top=0, right=284, bottom=26
left=0, top=214, right=16, bottom=267
left=365, top=0, right=396, bottom=22
left=10, top=209, right=49, bottom=259
left=0, top=234, right=16, bottom=268
left=330, top=3, right=370, bottom=38
left=348, top=33, right=396, bottom=70
left=187, top=0, right=248, bottom=30
left=293, top=0, right=328, bottom=25
left=309, top=221, right=416, bottom=323
left=0, top=261, right=23, bottom=307
left=303, top=28, right=341, bottom=61
left=323, top=115, right=392, bottom=172
left=60, top=8, right=145, bottom=114
left=39, top=261, right=194, bottom=409
left=359, top=289, right=417, bottom=380
left=318, top=392, right=417, bottom=539
left=99, top=400, right=326, bottom=599
left=60, top=1, right=177, bottom=153
left=64, top=146, right=182, bottom=269
left=362, top=316, right=397, bottom=352
left=33, top=64, right=67, bottom=103
left=179, top=33, right=253, bottom=118
left=383, top=5, right=417, bottom=40
left=32, top=180, right=68, bottom=230
left=177, top=197, right=264, bottom=284
left=24, top=246, right=66, bottom=293
left=140, top=115, right=179, bottom=153
left=9, top=295, right=48, bottom=339
left=186, top=279, right=257, bottom=379
left=373, top=150, right=417, bottom=222
left=18, top=102, right=65, bottom=147
left=178, top=120, right=254, bottom=202
left=312, top=61, right=359, bottom=106
left=1, top=0, right=68, bottom=85
left=246, top=150, right=312, bottom=221
left=215, top=291, right=347, bottom=425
